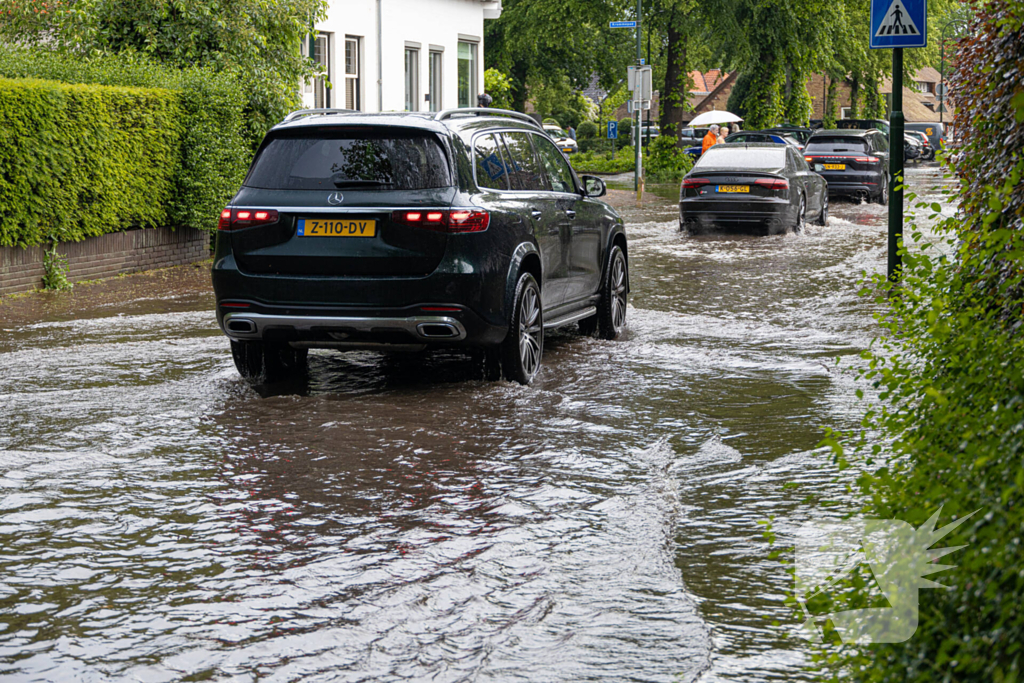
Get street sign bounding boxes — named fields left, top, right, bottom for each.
left=607, top=121, right=618, bottom=139
left=609, top=20, right=637, bottom=28
left=870, top=0, right=927, bottom=48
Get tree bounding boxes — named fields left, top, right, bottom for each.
left=0, top=0, right=328, bottom=146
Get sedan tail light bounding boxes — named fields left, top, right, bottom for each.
left=682, top=178, right=710, bottom=189
left=392, top=209, right=490, bottom=233
left=218, top=208, right=279, bottom=231
left=754, top=178, right=790, bottom=190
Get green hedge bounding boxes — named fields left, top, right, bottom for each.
left=0, top=78, right=180, bottom=247
left=0, top=45, right=246, bottom=246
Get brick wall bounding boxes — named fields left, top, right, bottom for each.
left=0, top=227, right=209, bottom=296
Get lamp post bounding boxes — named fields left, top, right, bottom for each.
left=938, top=19, right=967, bottom=126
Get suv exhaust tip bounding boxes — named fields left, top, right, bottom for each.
left=226, top=318, right=257, bottom=334
left=417, top=323, right=460, bottom=339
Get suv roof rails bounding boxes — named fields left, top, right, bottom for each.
left=435, top=108, right=542, bottom=129
left=283, top=108, right=359, bottom=123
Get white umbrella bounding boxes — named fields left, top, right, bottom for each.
left=689, top=110, right=743, bottom=127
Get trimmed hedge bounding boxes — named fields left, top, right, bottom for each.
left=0, top=45, right=247, bottom=246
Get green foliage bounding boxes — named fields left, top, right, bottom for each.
left=823, top=78, right=839, bottom=129
left=484, top=68, right=513, bottom=109
left=0, top=77, right=180, bottom=248
left=618, top=116, right=633, bottom=139
left=726, top=73, right=753, bottom=121
left=530, top=74, right=595, bottom=129
left=42, top=243, right=72, bottom=291
left=570, top=146, right=635, bottom=174
left=644, top=134, right=693, bottom=183
left=809, top=3, right=1024, bottom=681
left=0, top=0, right=327, bottom=148
left=0, top=45, right=247, bottom=238
left=577, top=120, right=599, bottom=139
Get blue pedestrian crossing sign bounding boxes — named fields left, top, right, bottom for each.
left=607, top=121, right=618, bottom=139
left=871, top=0, right=927, bottom=49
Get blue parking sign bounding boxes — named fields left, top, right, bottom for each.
left=607, top=121, right=618, bottom=139
left=870, top=0, right=927, bottom=49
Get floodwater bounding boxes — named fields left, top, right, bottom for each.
left=0, top=167, right=954, bottom=682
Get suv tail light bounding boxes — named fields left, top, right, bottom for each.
left=682, top=178, right=710, bottom=189
left=854, top=157, right=880, bottom=163
left=754, top=178, right=790, bottom=190
left=218, top=208, right=279, bottom=231
left=392, top=209, right=490, bottom=233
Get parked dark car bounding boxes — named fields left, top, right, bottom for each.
left=804, top=129, right=890, bottom=204
left=213, top=108, right=629, bottom=386
left=907, top=130, right=935, bottom=160
left=679, top=143, right=828, bottom=235
left=904, top=133, right=925, bottom=162
left=725, top=130, right=803, bottom=150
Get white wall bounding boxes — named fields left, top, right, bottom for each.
left=305, top=0, right=494, bottom=113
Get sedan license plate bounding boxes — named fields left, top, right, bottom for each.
left=299, top=219, right=377, bottom=237
left=717, top=185, right=749, bottom=193
left=823, top=163, right=846, bottom=171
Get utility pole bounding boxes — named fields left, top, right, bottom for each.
left=634, top=0, right=642, bottom=192
left=888, top=47, right=904, bottom=281
left=646, top=28, right=652, bottom=149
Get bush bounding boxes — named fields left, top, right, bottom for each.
left=810, top=2, right=1024, bottom=681
left=0, top=78, right=181, bottom=247
left=645, top=135, right=693, bottom=183
left=577, top=120, right=599, bottom=139
left=570, top=146, right=635, bottom=175
left=0, top=45, right=247, bottom=242
left=618, top=117, right=633, bottom=139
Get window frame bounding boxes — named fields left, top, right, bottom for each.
left=457, top=40, right=478, bottom=108
left=344, top=36, right=361, bottom=111
left=404, top=46, right=420, bottom=112
left=531, top=134, right=580, bottom=195
left=428, top=49, right=443, bottom=112
left=470, top=129, right=582, bottom=196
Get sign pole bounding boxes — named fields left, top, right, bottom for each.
left=887, top=47, right=904, bottom=281
left=634, top=0, right=642, bottom=193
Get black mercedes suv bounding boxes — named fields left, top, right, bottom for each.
left=212, top=108, right=628, bottom=385
left=804, top=129, right=890, bottom=204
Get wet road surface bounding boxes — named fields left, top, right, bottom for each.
left=0, top=167, right=954, bottom=682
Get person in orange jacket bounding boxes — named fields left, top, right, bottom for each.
left=702, top=124, right=720, bottom=154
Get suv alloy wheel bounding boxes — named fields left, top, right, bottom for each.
left=500, top=272, right=543, bottom=384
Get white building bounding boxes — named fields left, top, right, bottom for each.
left=300, top=0, right=503, bottom=113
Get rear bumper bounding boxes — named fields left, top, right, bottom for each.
left=679, top=198, right=795, bottom=230
left=823, top=181, right=882, bottom=197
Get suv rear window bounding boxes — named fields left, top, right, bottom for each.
left=806, top=137, right=869, bottom=154
left=245, top=128, right=451, bottom=190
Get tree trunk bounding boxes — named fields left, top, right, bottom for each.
left=660, top=17, right=689, bottom=146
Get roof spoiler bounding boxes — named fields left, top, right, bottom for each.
left=282, top=108, right=360, bottom=123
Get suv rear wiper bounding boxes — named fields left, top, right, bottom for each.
left=331, top=179, right=396, bottom=188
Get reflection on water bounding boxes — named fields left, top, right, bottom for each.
left=0, top=168, right=953, bottom=681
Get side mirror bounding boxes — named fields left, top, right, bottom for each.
left=581, top=175, right=607, bottom=198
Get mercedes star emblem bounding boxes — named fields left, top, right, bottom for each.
left=327, top=192, right=345, bottom=205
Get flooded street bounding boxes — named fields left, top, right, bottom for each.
left=0, top=167, right=954, bottom=682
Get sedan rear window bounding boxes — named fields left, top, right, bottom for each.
left=695, top=147, right=787, bottom=169
left=245, top=129, right=451, bottom=190
left=805, top=137, right=869, bottom=154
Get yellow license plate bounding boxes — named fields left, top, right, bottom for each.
left=824, top=163, right=846, bottom=170
left=717, top=185, right=749, bottom=193
left=299, top=218, right=377, bottom=237
left=563, top=148, right=573, bottom=153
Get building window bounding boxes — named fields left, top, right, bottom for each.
left=345, top=37, right=361, bottom=110
left=312, top=33, right=332, bottom=108
left=428, top=51, right=443, bottom=112
left=840, top=107, right=853, bottom=119
left=405, top=48, right=420, bottom=112
left=458, top=41, right=477, bottom=108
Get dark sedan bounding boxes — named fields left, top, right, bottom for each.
left=679, top=143, right=828, bottom=235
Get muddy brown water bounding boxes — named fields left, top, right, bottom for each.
left=0, top=167, right=954, bottom=682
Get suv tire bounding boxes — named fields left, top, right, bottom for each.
left=231, top=340, right=307, bottom=383
left=500, top=272, right=543, bottom=385
left=596, top=245, right=628, bottom=340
